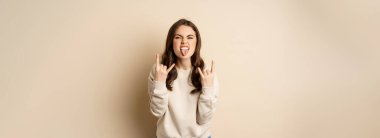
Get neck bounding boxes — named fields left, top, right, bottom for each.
left=176, top=58, right=192, bottom=70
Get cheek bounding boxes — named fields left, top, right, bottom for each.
left=190, top=39, right=197, bottom=48
left=190, top=40, right=197, bottom=53
left=173, top=40, right=181, bottom=48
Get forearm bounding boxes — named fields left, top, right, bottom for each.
left=149, top=80, right=169, bottom=117
left=197, top=86, right=218, bottom=125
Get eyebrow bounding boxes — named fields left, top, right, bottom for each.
left=175, top=34, right=195, bottom=37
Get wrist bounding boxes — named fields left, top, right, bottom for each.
left=154, top=81, right=166, bottom=90
left=155, top=76, right=167, bottom=82
left=202, top=83, right=213, bottom=88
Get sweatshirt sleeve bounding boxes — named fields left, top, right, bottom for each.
left=197, top=74, right=220, bottom=125
left=148, top=64, right=169, bottom=117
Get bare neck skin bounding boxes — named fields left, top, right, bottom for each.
left=176, top=58, right=192, bottom=70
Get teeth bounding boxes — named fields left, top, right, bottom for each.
left=180, top=47, right=189, bottom=50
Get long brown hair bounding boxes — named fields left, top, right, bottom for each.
left=161, top=19, right=205, bottom=93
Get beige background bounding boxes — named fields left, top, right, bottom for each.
left=1, top=0, right=379, bottom=138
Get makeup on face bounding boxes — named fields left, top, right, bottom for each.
left=173, top=25, right=196, bottom=58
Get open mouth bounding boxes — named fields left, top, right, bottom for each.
left=180, top=46, right=189, bottom=56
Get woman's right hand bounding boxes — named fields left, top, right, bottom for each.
left=155, top=54, right=175, bottom=82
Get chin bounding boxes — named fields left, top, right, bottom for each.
left=177, top=56, right=191, bottom=59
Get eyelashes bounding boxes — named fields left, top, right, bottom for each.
left=174, top=37, right=194, bottom=39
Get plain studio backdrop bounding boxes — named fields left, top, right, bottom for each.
left=0, top=0, right=379, bottom=137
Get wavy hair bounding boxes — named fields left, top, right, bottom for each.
left=161, top=19, right=205, bottom=93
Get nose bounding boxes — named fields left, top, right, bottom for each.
left=181, top=38, right=187, bottom=44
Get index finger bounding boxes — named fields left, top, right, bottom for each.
left=156, top=53, right=160, bottom=66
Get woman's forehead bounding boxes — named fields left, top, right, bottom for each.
left=175, top=25, right=195, bottom=35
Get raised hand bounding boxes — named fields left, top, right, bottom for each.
left=197, top=60, right=215, bottom=87
left=155, top=53, right=175, bottom=82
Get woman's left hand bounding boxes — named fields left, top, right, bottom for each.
left=197, top=60, right=215, bottom=88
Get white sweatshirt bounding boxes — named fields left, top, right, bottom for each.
left=148, top=65, right=219, bottom=138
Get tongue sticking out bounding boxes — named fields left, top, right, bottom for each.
left=180, top=49, right=188, bottom=56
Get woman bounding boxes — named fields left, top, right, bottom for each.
left=148, top=19, right=219, bottom=138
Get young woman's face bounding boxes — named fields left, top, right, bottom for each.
left=173, top=25, right=197, bottom=59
